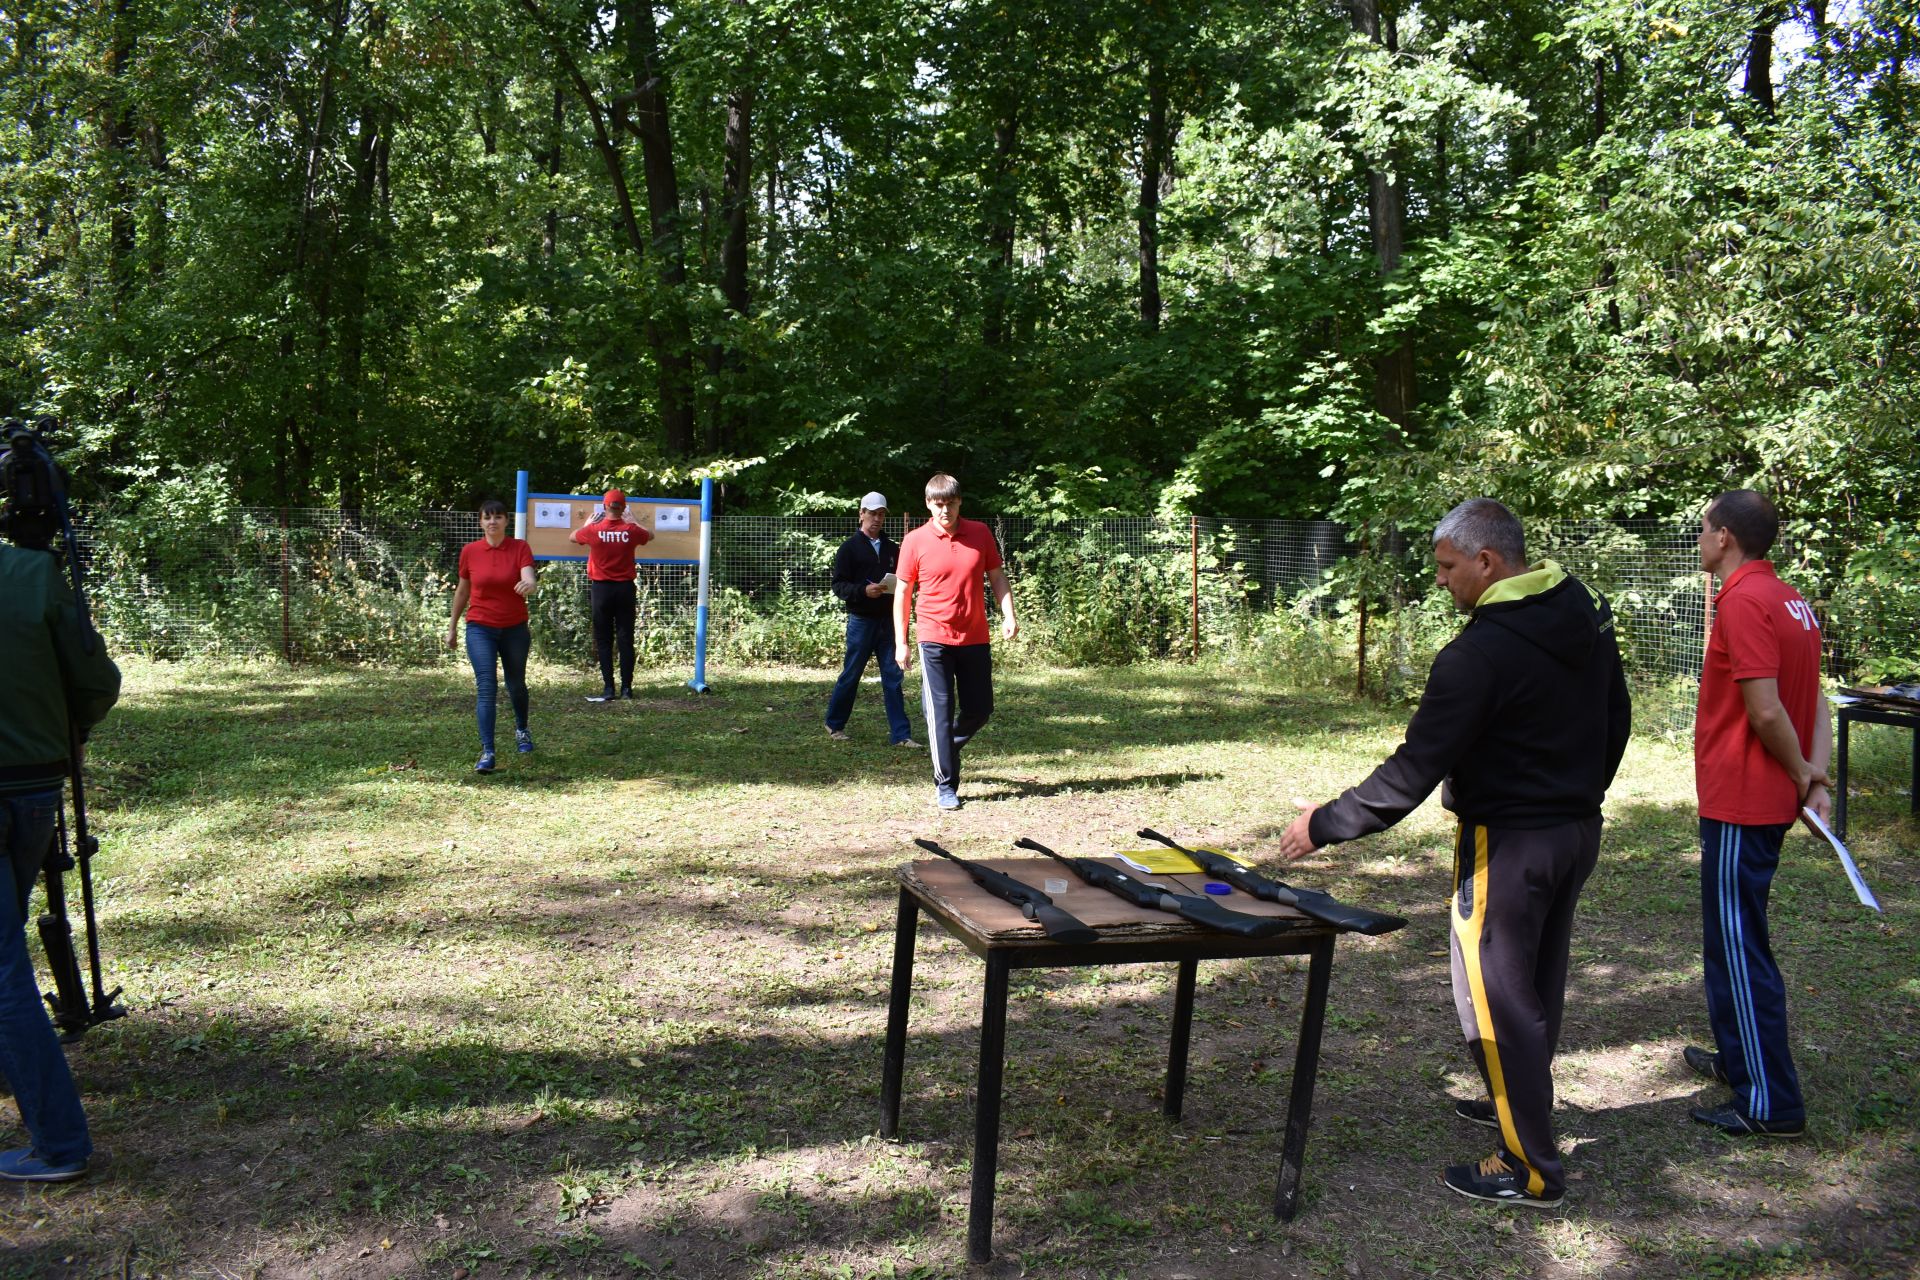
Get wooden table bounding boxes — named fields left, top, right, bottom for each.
left=879, top=856, right=1355, bottom=1264
left=1833, top=695, right=1920, bottom=839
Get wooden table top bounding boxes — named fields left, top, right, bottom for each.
left=898, top=855, right=1321, bottom=947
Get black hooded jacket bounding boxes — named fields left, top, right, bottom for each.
left=1309, top=564, right=1631, bottom=844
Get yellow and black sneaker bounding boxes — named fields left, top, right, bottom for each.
left=1442, top=1151, right=1564, bottom=1209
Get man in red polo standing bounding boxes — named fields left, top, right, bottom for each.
left=1686, top=489, right=1830, bottom=1137
left=894, top=474, right=1017, bottom=810
left=571, top=489, right=653, bottom=702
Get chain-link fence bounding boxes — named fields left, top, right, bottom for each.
left=71, top=507, right=1914, bottom=713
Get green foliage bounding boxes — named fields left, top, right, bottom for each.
left=0, top=0, right=1911, bottom=596
left=710, top=584, right=845, bottom=667
left=1832, top=524, right=1920, bottom=683
left=1011, top=529, right=1190, bottom=666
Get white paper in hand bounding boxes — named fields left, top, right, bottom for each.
left=1801, top=807, right=1881, bottom=912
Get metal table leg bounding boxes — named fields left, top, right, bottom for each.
left=880, top=888, right=918, bottom=1139
left=1835, top=710, right=1852, bottom=840
left=968, top=949, right=1012, bottom=1264
left=1165, top=957, right=1198, bottom=1120
left=1274, top=935, right=1333, bottom=1221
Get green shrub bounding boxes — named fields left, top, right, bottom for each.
left=1011, top=528, right=1189, bottom=665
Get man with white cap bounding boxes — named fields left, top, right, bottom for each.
left=571, top=488, right=653, bottom=702
left=825, top=491, right=915, bottom=746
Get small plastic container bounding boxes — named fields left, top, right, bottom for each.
left=1043, top=878, right=1070, bottom=895
left=1203, top=881, right=1233, bottom=896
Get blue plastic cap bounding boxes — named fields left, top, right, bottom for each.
left=1203, top=881, right=1232, bottom=895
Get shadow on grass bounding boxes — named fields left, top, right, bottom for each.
left=92, top=663, right=1372, bottom=812
left=30, top=899, right=1917, bottom=1280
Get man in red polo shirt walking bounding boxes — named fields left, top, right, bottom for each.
left=1686, top=489, right=1831, bottom=1138
left=893, top=474, right=1017, bottom=810
left=571, top=489, right=654, bottom=702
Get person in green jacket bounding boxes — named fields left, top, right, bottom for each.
left=0, top=540, right=120, bottom=1182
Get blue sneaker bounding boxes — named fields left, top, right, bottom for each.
left=515, top=728, right=534, bottom=754
left=475, top=751, right=496, bottom=775
left=935, top=784, right=961, bottom=811
left=0, top=1148, right=88, bottom=1183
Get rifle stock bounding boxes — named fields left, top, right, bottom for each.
left=914, top=838, right=1099, bottom=944
left=36, top=861, right=90, bottom=1038
left=1013, top=837, right=1291, bottom=940
left=1136, top=828, right=1406, bottom=936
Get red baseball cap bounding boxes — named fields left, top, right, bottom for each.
left=604, top=489, right=626, bottom=506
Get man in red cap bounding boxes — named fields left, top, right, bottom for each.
left=571, top=489, right=653, bottom=701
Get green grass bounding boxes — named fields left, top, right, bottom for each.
left=1, top=656, right=1915, bottom=1279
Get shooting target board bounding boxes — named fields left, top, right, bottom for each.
left=524, top=492, right=702, bottom=564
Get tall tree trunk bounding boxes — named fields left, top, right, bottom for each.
left=1345, top=0, right=1413, bottom=429
left=1595, top=56, right=1620, bottom=333
left=543, top=81, right=563, bottom=259
left=982, top=109, right=1019, bottom=351
left=764, top=126, right=781, bottom=272
left=1745, top=5, right=1785, bottom=114
left=143, top=121, right=169, bottom=278
left=622, top=0, right=696, bottom=457
left=279, top=0, right=351, bottom=508
left=103, top=0, right=136, bottom=297
left=714, top=78, right=753, bottom=454
left=336, top=98, right=386, bottom=513
left=1138, top=54, right=1169, bottom=334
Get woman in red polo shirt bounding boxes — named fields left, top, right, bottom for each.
left=446, top=498, right=538, bottom=774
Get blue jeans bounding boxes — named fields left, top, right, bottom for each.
left=825, top=614, right=912, bottom=743
left=465, top=621, right=531, bottom=752
left=0, top=789, right=91, bottom=1165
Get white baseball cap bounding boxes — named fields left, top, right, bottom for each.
left=859, top=491, right=889, bottom=511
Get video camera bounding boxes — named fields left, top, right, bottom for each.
left=1, top=415, right=68, bottom=552
left=1, top=414, right=125, bottom=1038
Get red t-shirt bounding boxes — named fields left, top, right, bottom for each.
left=1695, top=561, right=1824, bottom=824
left=459, top=537, right=535, bottom=628
left=897, top=517, right=1003, bottom=646
left=570, top=517, right=653, bottom=581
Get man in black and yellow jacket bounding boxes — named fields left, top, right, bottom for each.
left=1279, top=498, right=1630, bottom=1210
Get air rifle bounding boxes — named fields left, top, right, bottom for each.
left=1137, top=828, right=1406, bottom=936
left=914, top=838, right=1099, bottom=944
left=1012, top=838, right=1291, bottom=939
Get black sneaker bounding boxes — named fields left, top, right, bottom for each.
left=1455, top=1097, right=1499, bottom=1130
left=1689, top=1104, right=1805, bottom=1138
left=619, top=687, right=634, bottom=699
left=1683, top=1045, right=1731, bottom=1084
left=1442, top=1151, right=1563, bottom=1209
left=586, top=687, right=617, bottom=703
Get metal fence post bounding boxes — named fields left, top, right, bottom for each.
left=1355, top=522, right=1369, bottom=697
left=279, top=507, right=293, bottom=663
left=1190, top=514, right=1199, bottom=662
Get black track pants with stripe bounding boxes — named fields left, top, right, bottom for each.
left=1699, top=819, right=1803, bottom=1125
left=919, top=641, right=992, bottom=789
left=1449, top=816, right=1601, bottom=1200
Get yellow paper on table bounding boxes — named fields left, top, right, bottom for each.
left=1113, top=845, right=1253, bottom=875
